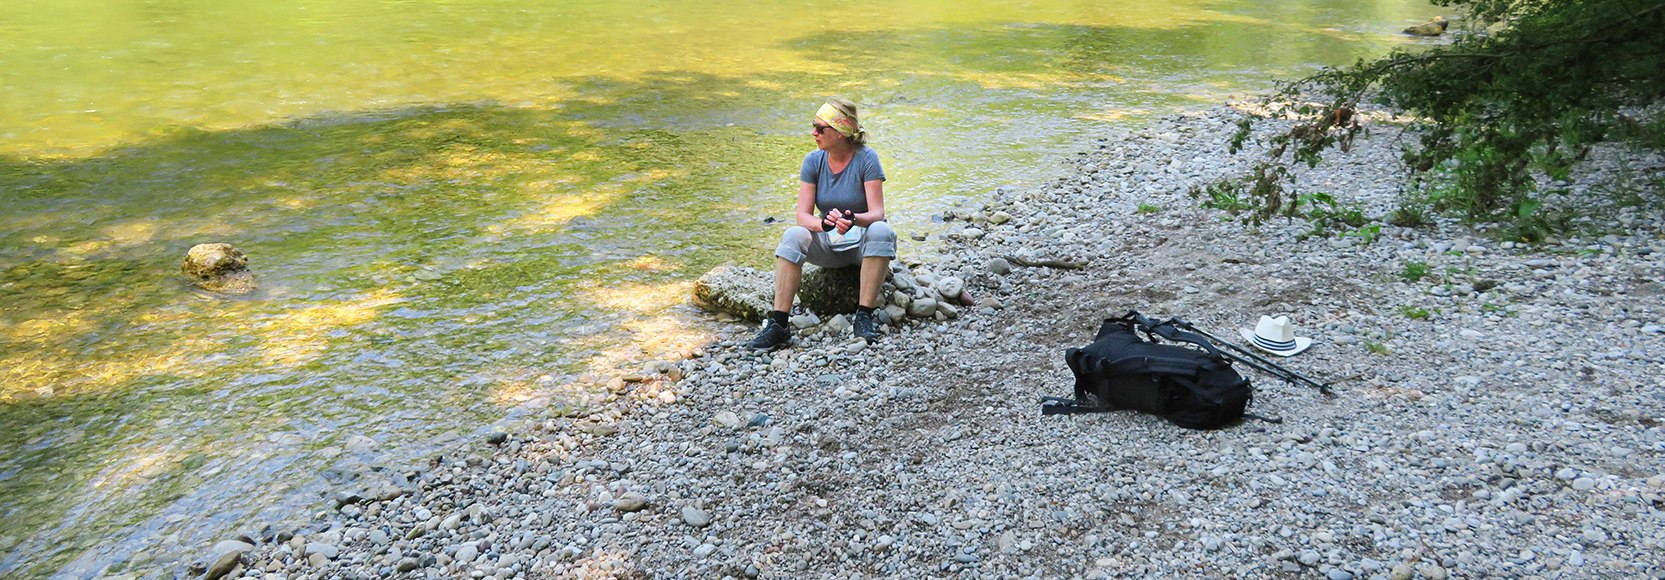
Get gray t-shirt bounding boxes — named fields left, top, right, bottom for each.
left=800, top=147, right=885, bottom=215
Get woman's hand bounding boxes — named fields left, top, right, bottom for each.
left=826, top=209, right=855, bottom=234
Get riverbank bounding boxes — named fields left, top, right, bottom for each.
left=216, top=102, right=1665, bottom=579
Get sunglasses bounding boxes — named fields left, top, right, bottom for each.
left=812, top=123, right=832, bottom=135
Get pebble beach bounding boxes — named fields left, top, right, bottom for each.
left=205, top=103, right=1665, bottom=579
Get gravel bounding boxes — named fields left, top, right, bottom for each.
left=225, top=103, right=1664, bottom=579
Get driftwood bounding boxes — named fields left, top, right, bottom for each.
left=1003, top=255, right=1086, bottom=270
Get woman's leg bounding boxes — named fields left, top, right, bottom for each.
left=858, top=256, right=890, bottom=308
left=773, top=257, right=802, bottom=312
left=857, top=220, right=897, bottom=309
left=850, top=221, right=897, bottom=343
left=749, top=226, right=813, bottom=349
left=769, top=225, right=816, bottom=311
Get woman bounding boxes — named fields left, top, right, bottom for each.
left=747, top=98, right=896, bottom=349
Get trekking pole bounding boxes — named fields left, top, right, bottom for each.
left=1123, top=311, right=1333, bottom=395
left=1167, top=317, right=1334, bottom=396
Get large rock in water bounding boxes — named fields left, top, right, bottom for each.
left=798, top=264, right=863, bottom=315
left=692, top=265, right=772, bottom=322
left=182, top=243, right=256, bottom=295
left=1403, top=16, right=1449, bottom=36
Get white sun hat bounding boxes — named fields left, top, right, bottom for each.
left=1238, top=315, right=1313, bottom=357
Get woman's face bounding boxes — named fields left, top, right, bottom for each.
left=812, top=121, right=842, bottom=150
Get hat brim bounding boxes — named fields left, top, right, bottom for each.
left=1239, top=328, right=1313, bottom=356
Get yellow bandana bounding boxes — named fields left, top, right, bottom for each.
left=815, top=102, right=857, bottom=138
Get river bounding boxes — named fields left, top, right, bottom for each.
left=0, top=0, right=1429, bottom=576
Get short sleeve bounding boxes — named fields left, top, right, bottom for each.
left=861, top=148, right=886, bottom=182
left=800, top=151, right=821, bottom=183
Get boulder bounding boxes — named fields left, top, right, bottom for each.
left=798, top=264, right=863, bottom=315
left=691, top=266, right=772, bottom=322
left=692, top=263, right=894, bottom=320
left=1404, top=16, right=1449, bottom=36
left=182, top=243, right=256, bottom=295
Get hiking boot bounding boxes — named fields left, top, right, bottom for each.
left=745, top=319, right=791, bottom=350
left=852, top=310, right=880, bottom=343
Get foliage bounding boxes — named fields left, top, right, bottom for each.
left=1365, top=341, right=1391, bottom=355
left=1223, top=0, right=1665, bottom=225
left=1294, top=191, right=1375, bottom=239
left=1400, top=305, right=1433, bottom=319
left=1400, top=260, right=1430, bottom=282
left=1191, top=180, right=1252, bottom=213
left=1344, top=223, right=1384, bottom=244
left=1136, top=202, right=1162, bottom=214
left=1387, top=199, right=1431, bottom=227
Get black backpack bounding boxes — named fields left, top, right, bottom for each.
left=1043, top=315, right=1265, bottom=429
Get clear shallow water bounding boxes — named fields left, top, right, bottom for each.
left=0, top=0, right=1429, bottom=576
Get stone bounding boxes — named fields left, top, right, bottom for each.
left=691, top=265, right=772, bottom=322
left=308, top=542, right=339, bottom=560
left=789, top=313, right=821, bottom=329
left=891, top=291, right=912, bottom=310
left=908, top=297, right=938, bottom=319
left=614, top=492, right=649, bottom=512
left=986, top=257, right=1012, bottom=275
left=456, top=543, right=479, bottom=564
left=182, top=243, right=256, bottom=294
left=712, top=411, right=741, bottom=429
left=211, top=540, right=254, bottom=558
left=1299, top=550, right=1321, bottom=566
left=204, top=550, right=242, bottom=580
left=935, top=276, right=965, bottom=299
left=938, top=302, right=959, bottom=319
left=682, top=506, right=712, bottom=528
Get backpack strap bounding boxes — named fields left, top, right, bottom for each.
left=1039, top=396, right=1115, bottom=415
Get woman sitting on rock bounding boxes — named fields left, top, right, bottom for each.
left=747, top=98, right=896, bottom=349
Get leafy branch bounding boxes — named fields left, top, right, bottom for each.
left=1216, top=0, right=1665, bottom=228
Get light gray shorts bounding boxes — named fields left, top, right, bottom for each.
left=774, top=221, right=897, bottom=267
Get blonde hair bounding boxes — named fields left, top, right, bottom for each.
left=825, top=97, right=866, bottom=147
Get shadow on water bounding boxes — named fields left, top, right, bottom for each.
left=0, top=14, right=1422, bottom=576
left=787, top=17, right=1396, bottom=93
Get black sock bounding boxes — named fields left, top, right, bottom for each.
left=856, top=305, right=876, bottom=315
left=768, top=310, right=789, bottom=326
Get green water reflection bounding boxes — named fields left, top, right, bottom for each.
left=0, top=0, right=1429, bottom=576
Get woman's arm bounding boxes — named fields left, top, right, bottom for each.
left=795, top=181, right=825, bottom=232
left=856, top=179, right=885, bottom=227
